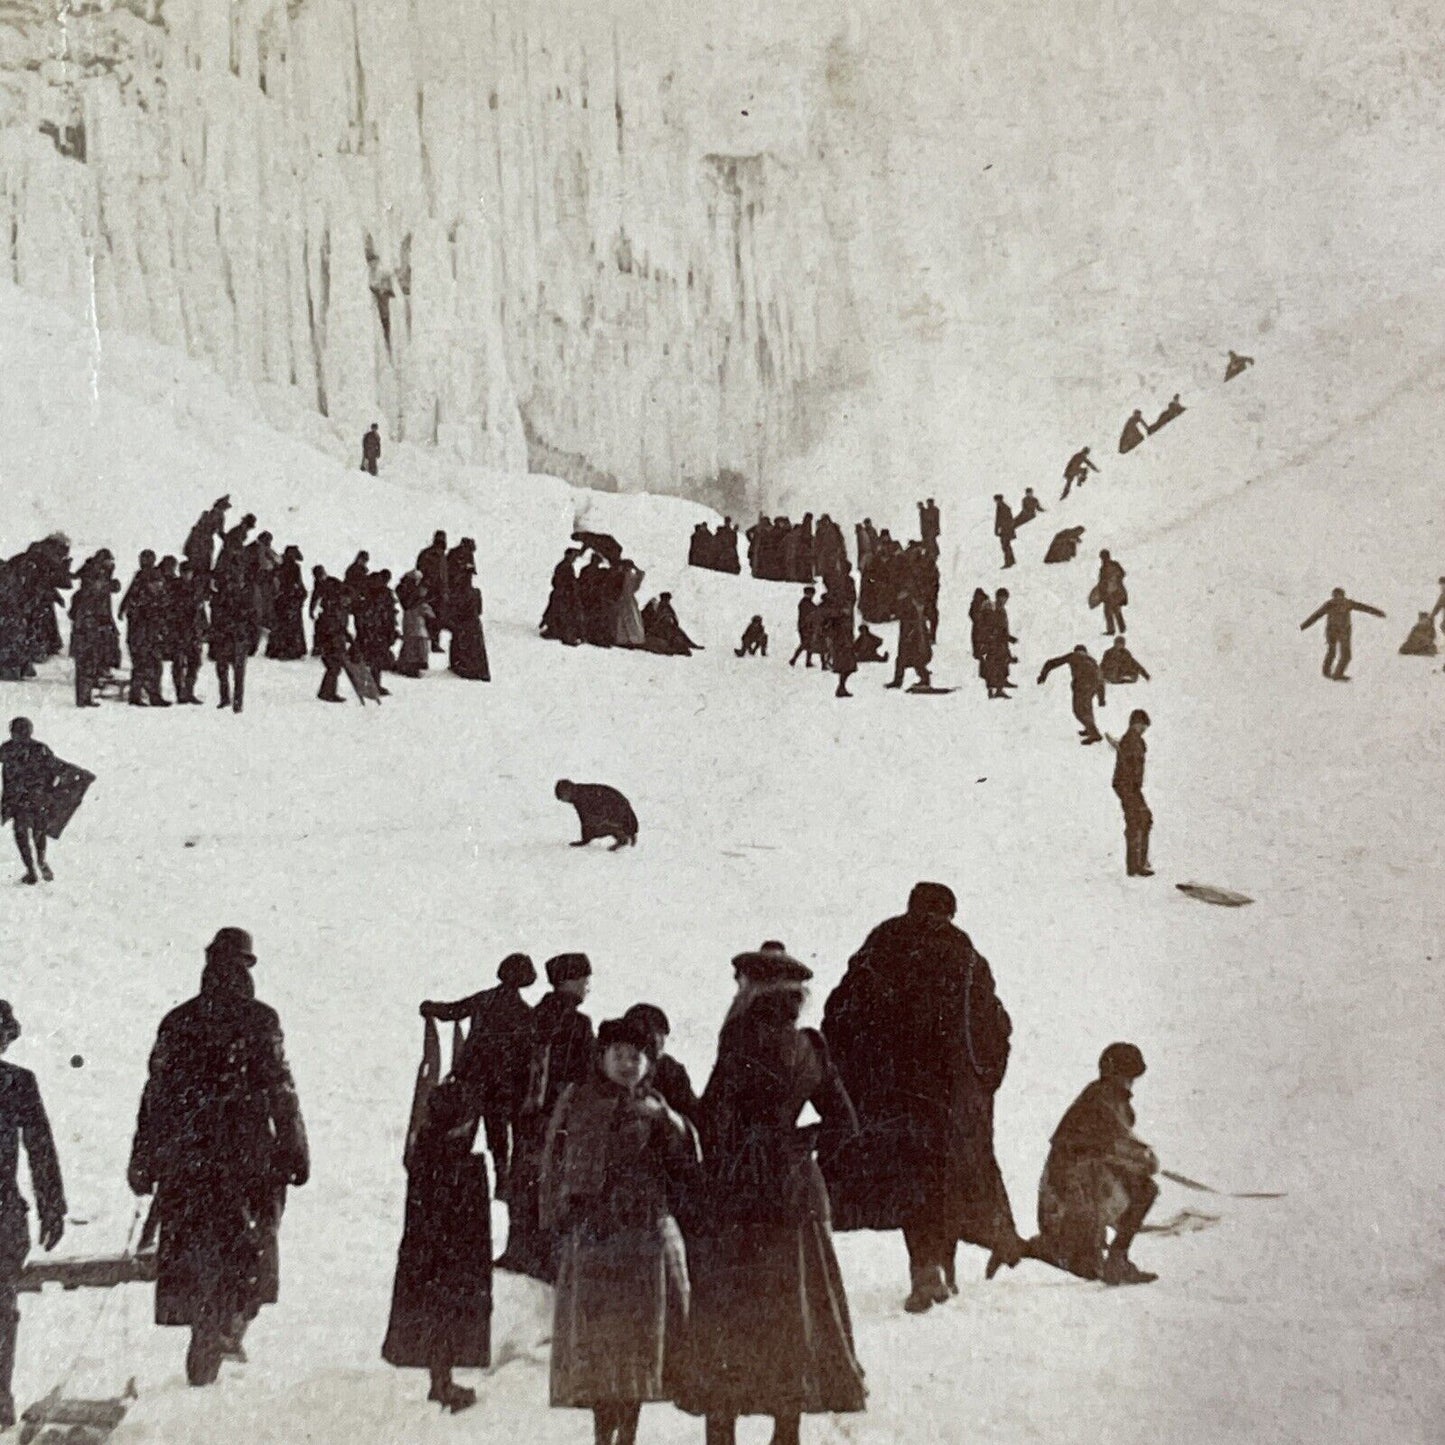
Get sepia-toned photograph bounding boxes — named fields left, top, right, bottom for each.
left=2, top=1, right=1442, bottom=1441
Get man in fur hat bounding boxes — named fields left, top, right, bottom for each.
left=128, top=928, right=309, bottom=1386
left=1, top=999, right=66, bottom=1431
left=822, top=884, right=1020, bottom=1312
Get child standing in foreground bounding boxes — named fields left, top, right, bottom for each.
left=542, top=1016, right=699, bottom=1445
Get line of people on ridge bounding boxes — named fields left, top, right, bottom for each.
left=0, top=883, right=1164, bottom=1438
left=0, top=506, right=494, bottom=712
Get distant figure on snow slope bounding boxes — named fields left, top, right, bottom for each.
left=1299, top=589, right=1385, bottom=681
left=555, top=780, right=638, bottom=850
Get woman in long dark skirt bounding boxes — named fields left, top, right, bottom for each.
left=265, top=547, right=308, bottom=660
left=677, top=944, right=867, bottom=1445
left=382, top=1079, right=492, bottom=1413
left=448, top=567, right=491, bottom=681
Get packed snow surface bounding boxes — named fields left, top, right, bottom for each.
left=2, top=279, right=1444, bottom=1442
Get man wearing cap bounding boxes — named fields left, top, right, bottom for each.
left=128, top=928, right=309, bottom=1386
left=821, top=884, right=1020, bottom=1312
left=999, top=1043, right=1159, bottom=1285
left=496, top=954, right=594, bottom=1281
left=1, top=1000, right=66, bottom=1431
left=421, top=954, right=539, bottom=1200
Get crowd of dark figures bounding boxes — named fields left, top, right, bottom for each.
left=0, top=501, right=495, bottom=714
left=540, top=539, right=700, bottom=657
left=2, top=884, right=1169, bottom=1442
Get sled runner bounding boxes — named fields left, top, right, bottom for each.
left=1161, top=1169, right=1284, bottom=1200
left=1139, top=1208, right=1220, bottom=1238
left=1087, top=585, right=1101, bottom=609
left=343, top=657, right=383, bottom=703
left=17, top=1250, right=155, bottom=1294
left=1175, top=882, right=1253, bottom=907
left=906, top=685, right=958, bottom=695
left=19, top=1382, right=137, bottom=1445
left=43, top=761, right=95, bottom=840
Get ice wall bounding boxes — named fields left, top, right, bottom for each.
left=0, top=0, right=859, bottom=501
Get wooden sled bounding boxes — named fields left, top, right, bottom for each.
left=906, top=684, right=958, bottom=694
left=17, top=1250, right=156, bottom=1294
left=20, top=1382, right=137, bottom=1445
left=93, top=674, right=129, bottom=702
left=1176, top=882, right=1254, bottom=907
left=342, top=657, right=382, bottom=704
left=44, top=762, right=96, bottom=841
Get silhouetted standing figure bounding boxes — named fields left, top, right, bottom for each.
left=1299, top=589, right=1385, bottom=681
left=362, top=423, right=382, bottom=475
left=209, top=538, right=256, bottom=713
left=128, top=928, right=309, bottom=1387
left=1118, top=410, right=1148, bottom=454
left=449, top=565, right=491, bottom=682
left=0, top=718, right=59, bottom=884
left=266, top=547, right=308, bottom=661
left=1224, top=350, right=1254, bottom=381
left=555, top=780, right=638, bottom=849
left=886, top=592, right=933, bottom=691
left=416, top=533, right=449, bottom=653
left=1061, top=447, right=1098, bottom=499
left=1038, top=645, right=1106, bottom=744
left=1096, top=551, right=1128, bottom=635
left=1108, top=710, right=1153, bottom=878
left=789, top=588, right=820, bottom=668
left=821, top=884, right=1019, bottom=1312
left=993, top=495, right=1017, bottom=569
left=0, top=999, right=66, bottom=1432
left=919, top=498, right=941, bottom=546
left=313, top=579, right=351, bottom=703
left=540, top=549, right=584, bottom=646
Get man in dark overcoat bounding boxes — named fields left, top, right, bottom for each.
left=1, top=999, right=66, bottom=1431
left=821, top=883, right=1020, bottom=1313
left=128, top=928, right=309, bottom=1386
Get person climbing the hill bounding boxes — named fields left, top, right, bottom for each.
left=1299, top=589, right=1386, bottom=681
left=1095, top=550, right=1128, bottom=635
left=1038, top=645, right=1106, bottom=744
left=361, top=423, right=382, bottom=476
left=989, top=1042, right=1159, bottom=1286
left=1224, top=350, right=1254, bottom=382
left=1100, top=635, right=1150, bottom=684
left=0, top=718, right=61, bottom=885
left=735, top=616, right=768, bottom=658
left=1061, top=446, right=1099, bottom=499
left=1, top=998, right=67, bottom=1431
left=789, top=587, right=820, bottom=668
left=1118, top=409, right=1148, bottom=455
left=993, top=494, right=1017, bottom=569
left=1107, top=709, right=1153, bottom=878
left=555, top=780, right=638, bottom=850
left=182, top=496, right=230, bottom=578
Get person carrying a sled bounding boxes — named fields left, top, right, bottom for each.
left=1, top=999, right=66, bottom=1432
left=1299, top=588, right=1385, bottom=681
left=1096, top=550, right=1128, bottom=635
left=990, top=1042, right=1159, bottom=1286
left=0, top=718, right=60, bottom=885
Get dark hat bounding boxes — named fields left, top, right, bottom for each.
left=545, top=952, right=592, bottom=986
left=1099, top=1042, right=1146, bottom=1079
left=284, top=545, right=303, bottom=561
left=497, top=953, right=537, bottom=988
left=206, top=927, right=256, bottom=964
left=907, top=882, right=957, bottom=919
left=0, top=999, right=18, bottom=1047
left=731, top=942, right=813, bottom=985
left=623, top=1002, right=670, bottom=1038
left=597, top=1015, right=659, bottom=1062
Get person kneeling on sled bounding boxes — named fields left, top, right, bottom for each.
left=991, top=1042, right=1159, bottom=1286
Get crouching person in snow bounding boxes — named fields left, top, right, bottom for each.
left=736, top=617, right=768, bottom=658
left=541, top=1015, right=699, bottom=1445
left=556, top=780, right=638, bottom=850
left=1, top=999, right=67, bottom=1432
left=992, top=1042, right=1159, bottom=1286
left=128, top=928, right=309, bottom=1387
left=382, top=1077, right=493, bottom=1414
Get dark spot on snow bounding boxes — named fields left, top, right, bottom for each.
left=70, top=1055, right=84, bottom=1068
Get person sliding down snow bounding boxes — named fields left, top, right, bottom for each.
left=1299, top=589, right=1385, bottom=681
left=736, top=616, right=768, bottom=658
left=554, top=780, right=638, bottom=850
left=989, top=1042, right=1159, bottom=1286
left=1016, top=487, right=1046, bottom=525
left=0, top=718, right=60, bottom=884
left=1147, top=394, right=1185, bottom=434
left=1099, top=636, right=1150, bottom=683
left=1118, top=409, right=1148, bottom=455
left=1224, top=349, right=1254, bottom=381
left=1399, top=613, right=1437, bottom=657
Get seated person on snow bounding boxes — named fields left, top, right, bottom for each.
left=736, top=617, right=768, bottom=658
left=991, top=1041, right=1159, bottom=1286
left=853, top=624, right=887, bottom=664
left=1399, top=612, right=1437, bottom=656
left=1099, top=636, right=1151, bottom=683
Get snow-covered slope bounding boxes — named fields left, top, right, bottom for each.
left=2, top=281, right=1444, bottom=1443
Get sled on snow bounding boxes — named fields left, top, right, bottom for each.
left=906, top=684, right=958, bottom=695
left=1175, top=882, right=1253, bottom=907
left=343, top=657, right=383, bottom=703
left=43, top=761, right=95, bottom=840
left=1161, top=1168, right=1284, bottom=1200
left=19, top=1382, right=137, bottom=1445
left=16, top=1250, right=156, bottom=1294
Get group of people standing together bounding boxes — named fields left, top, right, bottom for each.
left=540, top=541, right=699, bottom=657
